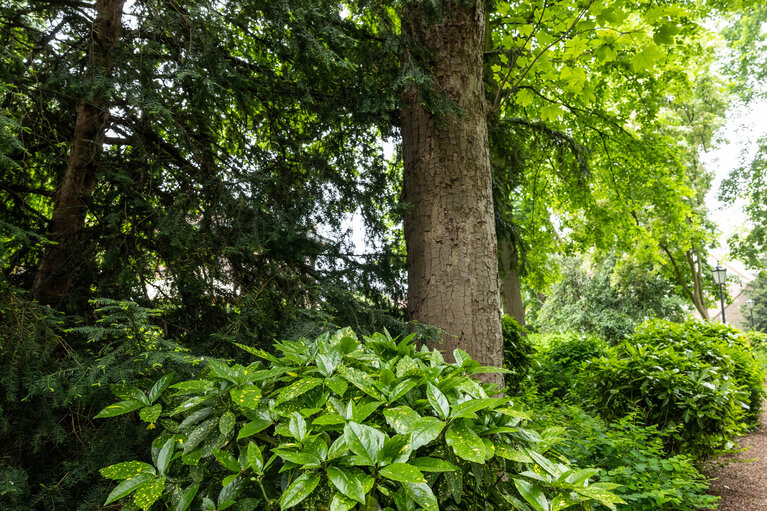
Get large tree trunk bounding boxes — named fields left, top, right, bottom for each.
left=500, top=241, right=525, bottom=326
left=400, top=0, right=503, bottom=383
left=32, top=0, right=125, bottom=305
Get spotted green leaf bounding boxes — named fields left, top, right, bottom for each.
left=139, top=404, right=162, bottom=423
left=101, top=461, right=156, bottom=480
left=183, top=417, right=217, bottom=453
left=403, top=482, right=438, bottom=511
left=275, top=377, right=323, bottom=405
left=133, top=476, right=165, bottom=510
left=103, top=474, right=153, bottom=505
left=218, top=411, right=236, bottom=437
left=230, top=385, right=261, bottom=409
left=450, top=398, right=507, bottom=419
left=344, top=421, right=385, bottom=465
left=337, top=366, right=384, bottom=400
left=325, top=375, right=348, bottom=396
left=213, top=448, right=240, bottom=473
left=495, top=443, right=533, bottom=463
left=445, top=420, right=485, bottom=463
left=330, top=492, right=357, bottom=511
left=288, top=412, right=307, bottom=441
left=379, top=463, right=426, bottom=483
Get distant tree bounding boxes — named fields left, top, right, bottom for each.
left=536, top=256, right=687, bottom=342
left=747, top=273, right=767, bottom=332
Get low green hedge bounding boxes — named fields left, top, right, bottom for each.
left=577, top=319, right=765, bottom=457
left=95, top=328, right=623, bottom=511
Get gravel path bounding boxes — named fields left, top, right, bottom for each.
left=703, top=405, right=767, bottom=510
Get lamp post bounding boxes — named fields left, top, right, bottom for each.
left=711, top=264, right=727, bottom=324
left=747, top=299, right=755, bottom=330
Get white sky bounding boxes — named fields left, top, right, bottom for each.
left=701, top=98, right=767, bottom=274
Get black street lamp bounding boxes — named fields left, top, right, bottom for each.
left=747, top=299, right=755, bottom=330
left=712, top=264, right=727, bottom=324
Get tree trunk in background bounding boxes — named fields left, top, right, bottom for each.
left=400, top=0, right=503, bottom=385
left=500, top=241, right=525, bottom=326
left=33, top=0, right=125, bottom=305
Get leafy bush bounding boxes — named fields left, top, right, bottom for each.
left=535, top=405, right=718, bottom=510
left=501, top=315, right=534, bottom=389
left=576, top=319, right=765, bottom=456
left=531, top=333, right=609, bottom=398
left=630, top=319, right=765, bottom=426
left=97, top=328, right=624, bottom=511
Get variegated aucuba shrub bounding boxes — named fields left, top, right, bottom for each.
left=97, top=328, right=624, bottom=510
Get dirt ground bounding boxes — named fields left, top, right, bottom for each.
left=703, top=405, right=767, bottom=509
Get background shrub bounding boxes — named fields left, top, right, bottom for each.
left=501, top=314, right=534, bottom=389
left=576, top=319, right=764, bottom=456
left=631, top=319, right=765, bottom=426
left=531, top=333, right=609, bottom=398
left=533, top=404, right=718, bottom=510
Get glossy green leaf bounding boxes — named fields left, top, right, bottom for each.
left=330, top=492, right=357, bottom=511
left=344, top=421, right=385, bottom=464
left=272, top=448, right=321, bottom=466
left=288, top=412, right=307, bottom=440
left=426, top=383, right=449, bottom=418
left=213, top=448, right=240, bottom=473
left=175, top=483, right=199, bottom=511
left=157, top=437, right=175, bottom=476
left=325, top=375, right=348, bottom=396
left=410, top=457, right=458, bottom=472
left=247, top=441, right=264, bottom=473
left=208, top=359, right=237, bottom=383
left=387, top=378, right=419, bottom=402
left=183, top=417, right=218, bottom=453
left=514, top=478, right=549, bottom=511
left=148, top=373, right=174, bottom=403
left=338, top=366, right=384, bottom=400
left=279, top=472, right=321, bottom=509
left=104, top=474, right=153, bottom=505
left=403, top=482, right=438, bottom=511
left=444, top=470, right=462, bottom=504
left=495, top=443, right=532, bottom=463
left=380, top=434, right=410, bottom=464
left=450, top=398, right=507, bottom=419
left=219, top=410, right=236, bottom=437
left=95, top=399, right=145, bottom=418
left=327, top=466, right=366, bottom=504
left=171, top=395, right=211, bottom=416
left=237, top=416, right=272, bottom=439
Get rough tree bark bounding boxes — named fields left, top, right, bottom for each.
left=33, top=0, right=126, bottom=305
left=400, top=0, right=503, bottom=383
left=500, top=241, right=525, bottom=326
